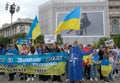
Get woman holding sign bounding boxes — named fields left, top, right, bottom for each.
left=39, top=44, right=50, bottom=81
left=26, top=46, right=38, bottom=81
left=7, top=44, right=19, bottom=81
left=51, top=42, right=62, bottom=82
left=19, top=44, right=28, bottom=81
left=36, top=42, right=42, bottom=55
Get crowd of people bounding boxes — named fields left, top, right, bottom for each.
left=0, top=41, right=120, bottom=83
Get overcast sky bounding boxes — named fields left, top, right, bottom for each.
left=0, top=0, right=49, bottom=27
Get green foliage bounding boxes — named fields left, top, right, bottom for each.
left=0, top=33, right=27, bottom=46
left=34, top=35, right=44, bottom=44
left=97, top=37, right=110, bottom=47
left=92, top=41, right=99, bottom=49
left=57, top=34, right=63, bottom=46
left=97, top=35, right=120, bottom=48
left=112, top=34, right=120, bottom=48
left=13, top=33, right=27, bottom=42
left=0, top=36, right=12, bottom=47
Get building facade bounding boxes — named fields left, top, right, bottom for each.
left=38, top=0, right=110, bottom=44
left=0, top=18, right=32, bottom=37
left=109, top=0, right=120, bottom=36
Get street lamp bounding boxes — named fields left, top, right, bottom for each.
left=5, top=2, right=20, bottom=24
left=5, top=2, right=20, bottom=44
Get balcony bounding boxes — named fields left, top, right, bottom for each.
left=109, top=1, right=120, bottom=6
left=110, top=32, right=120, bottom=36
left=109, top=8, right=120, bottom=17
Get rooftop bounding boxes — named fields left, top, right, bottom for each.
left=50, top=0, right=106, bottom=3
left=1, top=18, right=33, bottom=29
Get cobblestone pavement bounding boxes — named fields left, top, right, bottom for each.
left=0, top=74, right=120, bottom=83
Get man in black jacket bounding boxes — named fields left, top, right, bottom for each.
left=98, top=45, right=105, bottom=80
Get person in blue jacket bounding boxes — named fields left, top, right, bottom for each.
left=90, top=51, right=100, bottom=81
left=8, top=44, right=19, bottom=55
left=69, top=41, right=84, bottom=83
left=0, top=44, right=6, bottom=77
left=0, top=44, right=6, bottom=55
left=7, top=44, right=19, bottom=81
left=36, top=42, right=42, bottom=55
left=101, top=53, right=111, bottom=83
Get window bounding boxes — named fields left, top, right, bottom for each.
left=12, top=27, right=14, bottom=35
left=20, top=25, right=25, bottom=33
left=112, top=19, right=119, bottom=33
left=14, top=26, right=17, bottom=34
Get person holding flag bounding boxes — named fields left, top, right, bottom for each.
left=27, top=16, right=41, bottom=44
left=101, top=53, right=112, bottom=83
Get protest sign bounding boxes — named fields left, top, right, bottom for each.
left=0, top=52, right=68, bottom=75
left=44, top=35, right=56, bottom=44
left=105, top=39, right=114, bottom=47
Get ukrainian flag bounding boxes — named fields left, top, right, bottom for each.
left=27, top=16, right=41, bottom=40
left=54, top=6, right=81, bottom=35
left=101, top=58, right=112, bottom=77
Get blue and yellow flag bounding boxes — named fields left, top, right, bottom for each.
left=27, top=16, right=41, bottom=40
left=54, top=7, right=81, bottom=35
left=101, top=58, right=112, bottom=77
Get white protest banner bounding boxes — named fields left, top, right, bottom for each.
left=105, top=39, right=114, bottom=47
left=44, top=35, right=56, bottom=44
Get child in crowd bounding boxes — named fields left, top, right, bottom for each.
left=113, top=51, right=119, bottom=78
left=101, top=53, right=112, bottom=83
left=90, top=51, right=100, bottom=81
left=109, top=51, right=115, bottom=80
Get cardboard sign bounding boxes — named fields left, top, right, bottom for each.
left=44, top=35, right=56, bottom=44
left=105, top=39, right=114, bottom=47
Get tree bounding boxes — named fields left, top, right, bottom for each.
left=34, top=35, right=44, bottom=44
left=0, top=36, right=12, bottom=47
left=57, top=34, right=63, bottom=46
left=112, top=34, right=120, bottom=48
left=92, top=41, right=99, bottom=49
left=97, top=37, right=110, bottom=47
left=13, top=33, right=27, bottom=42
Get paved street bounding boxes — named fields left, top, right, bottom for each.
left=0, top=74, right=120, bottom=83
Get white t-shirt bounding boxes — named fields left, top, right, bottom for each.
left=28, top=51, right=38, bottom=56
left=109, top=56, right=114, bottom=66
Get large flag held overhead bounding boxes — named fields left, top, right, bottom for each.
left=27, top=16, right=41, bottom=40
left=54, top=6, right=81, bottom=35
